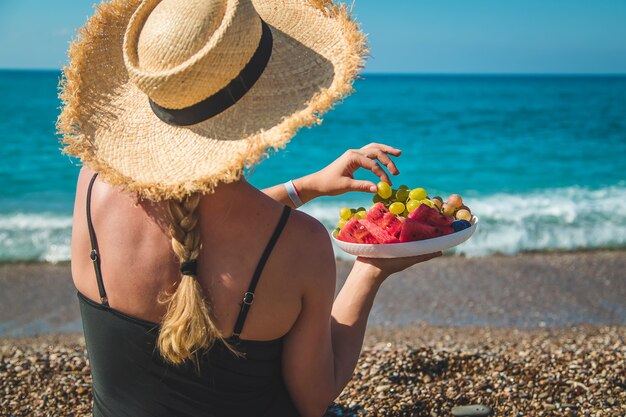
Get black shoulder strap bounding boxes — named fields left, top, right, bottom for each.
left=86, top=173, right=109, bottom=306
left=232, top=205, right=291, bottom=338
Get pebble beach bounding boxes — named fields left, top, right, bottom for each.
left=2, top=326, right=624, bottom=416
left=1, top=250, right=625, bottom=416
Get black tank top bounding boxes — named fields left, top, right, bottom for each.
left=78, top=173, right=299, bottom=417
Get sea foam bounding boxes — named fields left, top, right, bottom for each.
left=0, top=184, right=624, bottom=262
left=0, top=213, right=72, bottom=263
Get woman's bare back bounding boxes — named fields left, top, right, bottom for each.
left=71, top=168, right=315, bottom=341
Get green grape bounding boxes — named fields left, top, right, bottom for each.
left=350, top=208, right=357, bottom=214
left=396, top=188, right=409, bottom=202
left=420, top=199, right=435, bottom=209
left=356, top=207, right=366, bottom=212
left=339, top=207, right=352, bottom=220
left=377, top=182, right=392, bottom=199
left=389, top=202, right=405, bottom=215
left=372, top=194, right=384, bottom=204
left=390, top=189, right=397, bottom=201
left=332, top=228, right=340, bottom=238
left=338, top=218, right=348, bottom=229
left=356, top=210, right=367, bottom=220
left=406, top=199, right=421, bottom=213
left=398, top=184, right=409, bottom=190
left=402, top=210, right=409, bottom=217
left=409, top=187, right=427, bottom=200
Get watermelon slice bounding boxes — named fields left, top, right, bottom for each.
left=366, top=203, right=403, bottom=238
left=400, top=218, right=454, bottom=242
left=359, top=219, right=400, bottom=244
left=408, top=204, right=454, bottom=227
left=400, top=219, right=436, bottom=242
left=337, top=218, right=378, bottom=244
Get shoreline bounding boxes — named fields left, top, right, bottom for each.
left=1, top=250, right=625, bottom=337
left=1, top=246, right=625, bottom=266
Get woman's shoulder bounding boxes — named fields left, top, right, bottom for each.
left=280, top=208, right=336, bottom=282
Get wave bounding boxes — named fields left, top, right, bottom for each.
left=301, top=184, right=626, bottom=258
left=1, top=184, right=625, bottom=262
left=0, top=213, right=73, bottom=263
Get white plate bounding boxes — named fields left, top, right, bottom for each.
left=332, top=216, right=478, bottom=258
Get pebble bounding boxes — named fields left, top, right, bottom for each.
left=451, top=404, right=494, bottom=416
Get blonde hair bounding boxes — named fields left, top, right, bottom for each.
left=157, top=195, right=238, bottom=365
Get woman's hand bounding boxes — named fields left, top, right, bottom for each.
left=294, top=143, right=402, bottom=202
left=356, top=251, right=443, bottom=281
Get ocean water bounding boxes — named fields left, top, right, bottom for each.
left=0, top=71, right=625, bottom=262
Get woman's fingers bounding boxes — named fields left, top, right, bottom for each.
left=365, top=149, right=400, bottom=175
left=348, top=180, right=378, bottom=193
left=360, top=142, right=402, bottom=157
left=357, top=144, right=401, bottom=176
left=350, top=153, right=391, bottom=184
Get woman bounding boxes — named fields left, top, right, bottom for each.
left=59, top=0, right=441, bottom=416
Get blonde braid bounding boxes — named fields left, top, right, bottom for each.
left=157, top=195, right=236, bottom=365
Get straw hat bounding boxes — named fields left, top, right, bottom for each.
left=57, top=0, right=366, bottom=201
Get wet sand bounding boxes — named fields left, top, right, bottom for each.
left=1, top=250, right=625, bottom=336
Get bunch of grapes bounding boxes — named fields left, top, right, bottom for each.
left=334, top=182, right=473, bottom=237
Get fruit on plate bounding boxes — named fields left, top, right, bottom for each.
left=334, top=183, right=473, bottom=244
left=337, top=218, right=379, bottom=244
left=366, top=203, right=403, bottom=238
left=408, top=204, right=453, bottom=227
left=447, top=194, right=463, bottom=209
left=452, top=220, right=472, bottom=232
left=337, top=213, right=400, bottom=244
left=389, top=202, right=405, bottom=215
left=455, top=209, right=472, bottom=221
left=400, top=219, right=453, bottom=242
left=359, top=219, right=400, bottom=244
left=376, top=181, right=392, bottom=199
left=339, top=207, right=352, bottom=220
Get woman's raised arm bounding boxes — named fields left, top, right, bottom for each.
left=261, top=143, right=402, bottom=207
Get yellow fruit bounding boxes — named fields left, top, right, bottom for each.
left=338, top=218, right=348, bottom=229
left=456, top=209, right=472, bottom=221
left=442, top=203, right=456, bottom=217
left=406, top=199, right=421, bottom=213
left=389, top=202, right=405, bottom=215
left=339, top=207, right=352, bottom=220
left=409, top=188, right=427, bottom=200
left=420, top=199, right=435, bottom=208
left=356, top=210, right=367, bottom=219
left=377, top=182, right=392, bottom=199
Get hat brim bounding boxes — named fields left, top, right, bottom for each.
left=58, top=0, right=367, bottom=201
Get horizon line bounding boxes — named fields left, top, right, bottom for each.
left=1, top=68, right=626, bottom=77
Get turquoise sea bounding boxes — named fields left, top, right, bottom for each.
left=1, top=70, right=625, bottom=262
